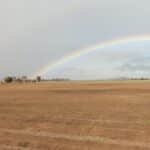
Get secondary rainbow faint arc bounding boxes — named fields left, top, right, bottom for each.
left=32, top=35, right=150, bottom=77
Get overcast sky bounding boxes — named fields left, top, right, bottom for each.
left=1, top=0, right=150, bottom=79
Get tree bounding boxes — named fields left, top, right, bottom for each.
left=4, top=76, right=13, bottom=83
left=36, top=76, right=41, bottom=82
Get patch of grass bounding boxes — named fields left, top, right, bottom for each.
left=17, top=141, right=30, bottom=147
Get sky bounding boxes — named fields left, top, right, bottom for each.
left=1, top=0, right=150, bottom=79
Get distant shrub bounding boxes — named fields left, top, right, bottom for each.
left=16, top=78, right=23, bottom=83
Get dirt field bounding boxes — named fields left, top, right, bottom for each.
left=0, top=81, right=150, bottom=150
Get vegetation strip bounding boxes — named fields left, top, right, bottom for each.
left=0, top=129, right=150, bottom=149
left=55, top=116, right=149, bottom=125
left=0, top=144, right=35, bottom=150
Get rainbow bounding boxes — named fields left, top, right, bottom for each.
left=32, top=34, right=150, bottom=77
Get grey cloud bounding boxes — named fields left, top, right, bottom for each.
left=119, top=56, right=150, bottom=72
left=48, top=67, right=89, bottom=80
left=0, top=0, right=150, bottom=78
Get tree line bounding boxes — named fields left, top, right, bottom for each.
left=2, top=76, right=41, bottom=83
